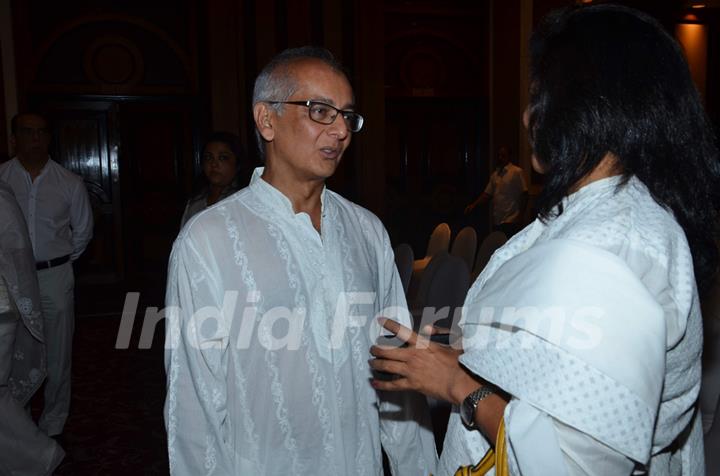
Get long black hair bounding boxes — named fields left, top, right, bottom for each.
left=528, top=4, right=720, bottom=294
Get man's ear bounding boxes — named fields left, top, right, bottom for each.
left=9, top=134, right=15, bottom=151
left=253, top=103, right=275, bottom=142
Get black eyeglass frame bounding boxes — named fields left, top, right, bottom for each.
left=265, top=100, right=364, bottom=133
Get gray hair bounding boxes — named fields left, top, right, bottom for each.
left=251, top=46, right=348, bottom=159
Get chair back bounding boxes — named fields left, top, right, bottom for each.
left=422, top=254, right=470, bottom=331
left=414, top=251, right=449, bottom=311
left=393, top=243, right=414, bottom=295
left=472, top=231, right=507, bottom=279
left=450, top=226, right=477, bottom=273
left=413, top=252, right=469, bottom=332
left=425, top=223, right=451, bottom=259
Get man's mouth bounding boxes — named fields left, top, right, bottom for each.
left=319, top=147, right=341, bottom=159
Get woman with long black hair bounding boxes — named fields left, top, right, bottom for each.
left=371, top=5, right=720, bottom=474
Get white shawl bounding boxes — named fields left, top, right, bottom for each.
left=440, top=176, right=703, bottom=475
left=0, top=181, right=46, bottom=405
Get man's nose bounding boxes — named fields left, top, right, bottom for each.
left=327, top=116, right=349, bottom=139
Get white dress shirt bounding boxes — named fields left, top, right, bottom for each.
left=439, top=176, right=703, bottom=475
left=165, top=168, right=437, bottom=476
left=0, top=158, right=93, bottom=262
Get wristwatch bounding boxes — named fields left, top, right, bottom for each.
left=460, top=386, right=494, bottom=429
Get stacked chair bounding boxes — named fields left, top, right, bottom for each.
left=449, top=226, right=477, bottom=274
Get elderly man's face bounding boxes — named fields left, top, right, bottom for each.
left=266, top=59, right=354, bottom=182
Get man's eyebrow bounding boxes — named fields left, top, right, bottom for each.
left=310, top=97, right=355, bottom=110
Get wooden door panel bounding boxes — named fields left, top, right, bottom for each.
left=118, top=102, right=194, bottom=295
left=30, top=98, right=196, bottom=314
left=40, top=102, right=123, bottom=285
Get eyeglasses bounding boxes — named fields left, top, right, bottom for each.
left=266, top=100, right=364, bottom=133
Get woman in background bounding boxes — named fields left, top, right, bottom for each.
left=371, top=4, right=720, bottom=475
left=180, top=131, right=246, bottom=227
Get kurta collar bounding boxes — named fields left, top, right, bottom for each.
left=249, top=167, right=327, bottom=220
left=561, top=174, right=625, bottom=212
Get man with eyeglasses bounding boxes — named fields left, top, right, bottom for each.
left=164, top=47, right=437, bottom=475
left=0, top=112, right=93, bottom=441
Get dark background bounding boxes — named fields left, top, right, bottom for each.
left=0, top=0, right=717, bottom=314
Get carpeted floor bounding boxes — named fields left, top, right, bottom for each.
left=31, top=315, right=169, bottom=475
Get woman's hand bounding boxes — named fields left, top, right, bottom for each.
left=369, top=318, right=481, bottom=405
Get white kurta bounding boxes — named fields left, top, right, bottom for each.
left=165, top=168, right=437, bottom=475
left=439, top=176, right=703, bottom=475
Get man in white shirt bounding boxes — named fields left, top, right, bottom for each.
left=164, top=47, right=437, bottom=475
left=465, top=146, right=528, bottom=237
left=0, top=112, right=93, bottom=438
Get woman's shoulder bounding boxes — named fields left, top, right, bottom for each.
left=555, top=177, right=686, bottom=262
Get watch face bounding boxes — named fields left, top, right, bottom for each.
left=461, top=387, right=493, bottom=428
left=460, top=395, right=476, bottom=428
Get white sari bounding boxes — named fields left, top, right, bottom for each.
left=439, top=176, right=703, bottom=475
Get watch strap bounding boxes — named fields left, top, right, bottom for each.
left=461, top=385, right=495, bottom=428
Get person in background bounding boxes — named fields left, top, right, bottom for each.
left=180, top=131, right=246, bottom=227
left=371, top=5, right=719, bottom=475
left=0, top=112, right=93, bottom=441
left=464, top=145, right=528, bottom=237
left=0, top=181, right=65, bottom=475
left=164, top=46, right=436, bottom=475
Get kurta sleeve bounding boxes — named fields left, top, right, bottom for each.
left=164, top=233, right=233, bottom=476
left=375, top=226, right=438, bottom=476
left=501, top=399, right=636, bottom=475
left=69, top=179, right=93, bottom=261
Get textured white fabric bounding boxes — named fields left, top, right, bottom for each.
left=180, top=197, right=208, bottom=228
left=165, top=168, right=437, bottom=476
left=0, top=315, right=64, bottom=476
left=0, top=181, right=46, bottom=406
left=0, top=157, right=93, bottom=262
left=439, top=176, right=703, bottom=475
left=483, top=163, right=527, bottom=226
